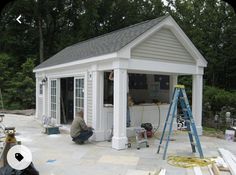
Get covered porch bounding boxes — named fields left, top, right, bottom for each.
left=91, top=57, right=204, bottom=150
left=34, top=15, right=207, bottom=150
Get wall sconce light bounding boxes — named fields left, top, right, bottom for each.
left=41, top=76, right=48, bottom=85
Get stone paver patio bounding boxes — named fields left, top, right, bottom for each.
left=2, top=114, right=236, bottom=175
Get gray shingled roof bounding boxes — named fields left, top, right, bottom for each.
left=34, top=15, right=168, bottom=70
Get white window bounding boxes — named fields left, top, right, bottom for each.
left=39, top=84, right=43, bottom=95
left=75, top=78, right=84, bottom=113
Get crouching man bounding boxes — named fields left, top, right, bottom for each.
left=70, top=110, right=93, bottom=144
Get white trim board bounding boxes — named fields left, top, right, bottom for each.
left=128, top=59, right=201, bottom=75
left=33, top=53, right=117, bottom=73
left=193, top=167, right=202, bottom=175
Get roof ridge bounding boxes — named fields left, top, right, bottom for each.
left=71, top=15, right=168, bottom=48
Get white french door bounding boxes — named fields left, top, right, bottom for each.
left=50, top=79, right=60, bottom=123
left=74, top=77, right=85, bottom=119
left=50, top=80, right=57, bottom=118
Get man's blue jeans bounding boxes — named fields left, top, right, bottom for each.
left=72, top=130, right=93, bottom=143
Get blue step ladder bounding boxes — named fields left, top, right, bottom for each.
left=157, top=85, right=204, bottom=160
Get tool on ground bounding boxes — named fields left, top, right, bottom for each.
left=157, top=85, right=204, bottom=160
left=135, top=127, right=149, bottom=149
left=1, top=127, right=18, bottom=166
left=141, top=123, right=153, bottom=138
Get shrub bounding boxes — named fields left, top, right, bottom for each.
left=203, top=86, right=236, bottom=115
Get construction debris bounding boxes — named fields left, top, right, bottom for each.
left=211, top=164, right=221, bottom=175
left=149, top=168, right=166, bottom=175
left=208, top=165, right=214, bottom=175
left=212, top=156, right=229, bottom=172
left=158, top=169, right=166, bottom=175
left=218, top=148, right=236, bottom=175
left=193, top=166, right=203, bottom=175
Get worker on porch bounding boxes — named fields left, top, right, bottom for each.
left=70, top=110, right=93, bottom=144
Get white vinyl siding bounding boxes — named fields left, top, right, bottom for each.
left=131, top=28, right=196, bottom=64
left=38, top=97, right=43, bottom=118
left=87, top=75, right=93, bottom=126
left=36, top=77, right=43, bottom=119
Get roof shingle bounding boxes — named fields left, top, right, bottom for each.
left=35, top=15, right=168, bottom=70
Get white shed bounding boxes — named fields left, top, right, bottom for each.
left=33, top=15, right=207, bottom=150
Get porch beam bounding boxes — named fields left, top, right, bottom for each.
left=129, top=59, right=198, bottom=74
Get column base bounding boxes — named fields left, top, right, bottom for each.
left=112, top=136, right=128, bottom=150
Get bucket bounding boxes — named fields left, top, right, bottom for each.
left=225, top=129, right=235, bottom=141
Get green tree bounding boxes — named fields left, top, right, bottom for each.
left=165, top=0, right=236, bottom=90
left=4, top=58, right=36, bottom=109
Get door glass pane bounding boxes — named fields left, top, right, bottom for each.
left=51, top=80, right=57, bottom=118
left=75, top=78, right=84, bottom=114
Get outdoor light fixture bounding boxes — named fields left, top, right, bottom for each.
left=41, top=77, right=48, bottom=85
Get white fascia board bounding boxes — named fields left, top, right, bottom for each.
left=129, top=59, right=199, bottom=75
left=118, top=16, right=207, bottom=67
left=33, top=52, right=117, bottom=73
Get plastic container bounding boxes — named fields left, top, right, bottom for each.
left=225, top=129, right=235, bottom=142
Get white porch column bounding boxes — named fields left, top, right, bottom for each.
left=169, top=75, right=178, bottom=130
left=112, top=68, right=128, bottom=150
left=169, top=75, right=178, bottom=102
left=192, top=74, right=203, bottom=135
left=92, top=71, right=104, bottom=141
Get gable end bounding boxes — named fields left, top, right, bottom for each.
left=131, top=27, right=196, bottom=64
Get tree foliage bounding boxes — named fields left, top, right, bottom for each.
left=0, top=0, right=235, bottom=109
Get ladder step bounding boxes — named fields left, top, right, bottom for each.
left=185, top=120, right=194, bottom=124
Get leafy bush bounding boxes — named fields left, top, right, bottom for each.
left=203, top=86, right=236, bottom=115
left=203, top=86, right=236, bottom=130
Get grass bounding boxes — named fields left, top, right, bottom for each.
left=203, top=127, right=225, bottom=139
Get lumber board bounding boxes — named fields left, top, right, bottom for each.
left=218, top=148, right=236, bottom=175
left=208, top=165, right=214, bottom=175
left=212, top=164, right=220, bottom=175
left=193, top=167, right=203, bottom=175
left=158, top=169, right=166, bottom=175
left=215, top=156, right=228, bottom=168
